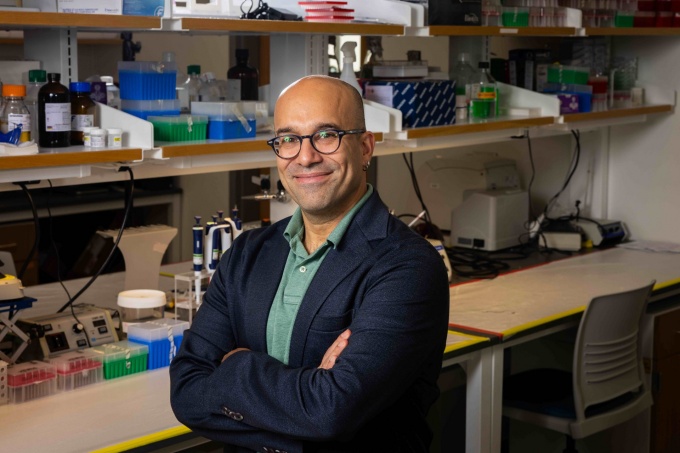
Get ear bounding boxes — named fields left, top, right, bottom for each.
left=360, top=131, right=375, bottom=162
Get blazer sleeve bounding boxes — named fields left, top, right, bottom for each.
left=170, top=234, right=449, bottom=449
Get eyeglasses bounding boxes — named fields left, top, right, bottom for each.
left=267, top=129, right=366, bottom=160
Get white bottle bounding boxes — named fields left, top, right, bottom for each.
left=198, top=72, right=222, bottom=102
left=25, top=69, right=47, bottom=140
left=340, top=41, right=362, bottom=95
left=100, top=76, right=121, bottom=110
left=180, top=65, right=203, bottom=113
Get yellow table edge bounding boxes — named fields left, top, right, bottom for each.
left=500, top=279, right=677, bottom=340
left=90, top=425, right=191, bottom=453
left=445, top=331, right=491, bottom=353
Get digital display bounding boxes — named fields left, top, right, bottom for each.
left=92, top=319, right=106, bottom=327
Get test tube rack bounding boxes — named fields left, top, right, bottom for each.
left=174, top=270, right=210, bottom=326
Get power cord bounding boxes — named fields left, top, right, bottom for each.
left=14, top=182, right=41, bottom=282
left=56, top=166, right=135, bottom=314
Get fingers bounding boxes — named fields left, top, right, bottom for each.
left=318, top=329, right=351, bottom=370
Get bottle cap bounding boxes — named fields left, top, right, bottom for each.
left=90, top=128, right=107, bottom=136
left=28, top=69, right=47, bottom=83
left=107, top=128, right=122, bottom=134
left=69, top=81, right=91, bottom=93
left=236, top=49, right=249, bottom=60
left=187, top=65, right=201, bottom=75
left=2, top=84, right=26, bottom=97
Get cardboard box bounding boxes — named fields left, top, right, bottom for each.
left=364, top=80, right=456, bottom=128
left=123, top=0, right=165, bottom=16
left=427, top=0, right=482, bottom=26
left=23, top=0, right=122, bottom=14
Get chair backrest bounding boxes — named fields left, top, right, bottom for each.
left=0, top=251, right=17, bottom=277
left=572, top=280, right=655, bottom=422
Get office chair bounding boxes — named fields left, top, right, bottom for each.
left=0, top=251, right=17, bottom=276
left=502, top=280, right=656, bottom=453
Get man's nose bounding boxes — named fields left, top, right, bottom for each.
left=297, top=137, right=322, bottom=165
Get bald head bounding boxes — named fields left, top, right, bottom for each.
left=277, top=75, right=366, bottom=130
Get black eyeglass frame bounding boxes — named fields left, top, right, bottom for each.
left=267, top=128, right=366, bottom=160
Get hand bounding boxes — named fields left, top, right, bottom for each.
left=222, top=347, right=249, bottom=362
left=318, top=329, right=351, bottom=370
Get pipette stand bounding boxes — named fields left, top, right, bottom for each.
left=174, top=270, right=210, bottom=325
left=98, top=225, right=178, bottom=291
left=0, top=297, right=35, bottom=364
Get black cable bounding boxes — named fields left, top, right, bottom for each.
left=446, top=247, right=511, bottom=279
left=46, top=180, right=72, bottom=301
left=543, top=129, right=581, bottom=220
left=16, top=183, right=40, bottom=282
left=56, top=167, right=135, bottom=313
left=525, top=129, right=536, bottom=221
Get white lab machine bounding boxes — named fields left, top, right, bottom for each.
left=450, top=189, right=529, bottom=251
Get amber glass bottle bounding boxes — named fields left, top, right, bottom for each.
left=70, top=81, right=96, bottom=145
left=38, top=73, right=71, bottom=148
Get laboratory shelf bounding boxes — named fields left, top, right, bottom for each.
left=0, top=11, right=161, bottom=30
left=177, top=17, right=405, bottom=36
left=427, top=26, right=579, bottom=37
left=585, top=28, right=680, bottom=36
left=0, top=147, right=143, bottom=170
left=560, top=104, right=674, bottom=123
left=393, top=116, right=556, bottom=140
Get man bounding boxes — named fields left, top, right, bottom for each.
left=170, top=75, right=449, bottom=453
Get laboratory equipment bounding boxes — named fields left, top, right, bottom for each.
left=148, top=114, right=209, bottom=142
left=227, top=48, right=259, bottom=101
left=449, top=52, right=477, bottom=121
left=69, top=81, right=96, bottom=145
left=100, top=75, right=121, bottom=110
left=179, top=64, right=202, bottom=113
left=340, top=41, right=362, bottom=93
left=1, top=84, right=31, bottom=143
left=199, top=72, right=223, bottom=101
left=573, top=218, right=628, bottom=247
left=116, top=289, right=166, bottom=333
left=107, top=128, right=123, bottom=147
left=469, top=61, right=498, bottom=120
left=127, top=318, right=189, bottom=369
left=7, top=360, right=57, bottom=404
left=97, top=224, right=178, bottom=291
left=17, top=305, right=118, bottom=360
left=0, top=273, right=34, bottom=364
left=450, top=189, right=529, bottom=251
left=90, top=340, right=148, bottom=380
left=38, top=72, right=71, bottom=148
left=47, top=349, right=104, bottom=392
left=25, top=69, right=46, bottom=140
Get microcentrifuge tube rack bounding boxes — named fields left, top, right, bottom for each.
left=174, top=270, right=210, bottom=326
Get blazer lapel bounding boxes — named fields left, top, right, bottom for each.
left=244, top=230, right=289, bottom=353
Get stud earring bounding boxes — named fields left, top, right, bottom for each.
left=362, top=161, right=371, bottom=171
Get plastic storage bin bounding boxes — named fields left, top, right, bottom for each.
left=190, top=102, right=257, bottom=140
left=547, top=65, right=590, bottom=84
left=48, top=349, right=104, bottom=391
left=148, top=115, right=208, bottom=142
left=127, top=319, right=189, bottom=370
left=121, top=99, right=180, bottom=120
left=502, top=7, right=530, bottom=26
left=7, top=361, right=57, bottom=404
left=118, top=61, right=177, bottom=100
left=90, top=341, right=149, bottom=380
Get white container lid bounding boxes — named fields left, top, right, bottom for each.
left=107, top=128, right=123, bottom=134
left=90, top=129, right=107, bottom=137
left=117, top=289, right=167, bottom=309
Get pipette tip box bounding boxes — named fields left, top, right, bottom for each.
left=48, top=349, right=104, bottom=392
left=90, top=340, right=149, bottom=380
left=127, top=319, right=189, bottom=370
left=7, top=361, right=57, bottom=404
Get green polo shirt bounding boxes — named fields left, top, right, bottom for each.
left=266, top=184, right=374, bottom=364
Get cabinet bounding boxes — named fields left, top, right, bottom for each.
left=651, top=307, right=680, bottom=453
left=0, top=12, right=675, bottom=192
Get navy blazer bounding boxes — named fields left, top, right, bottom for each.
left=170, top=190, right=450, bottom=453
